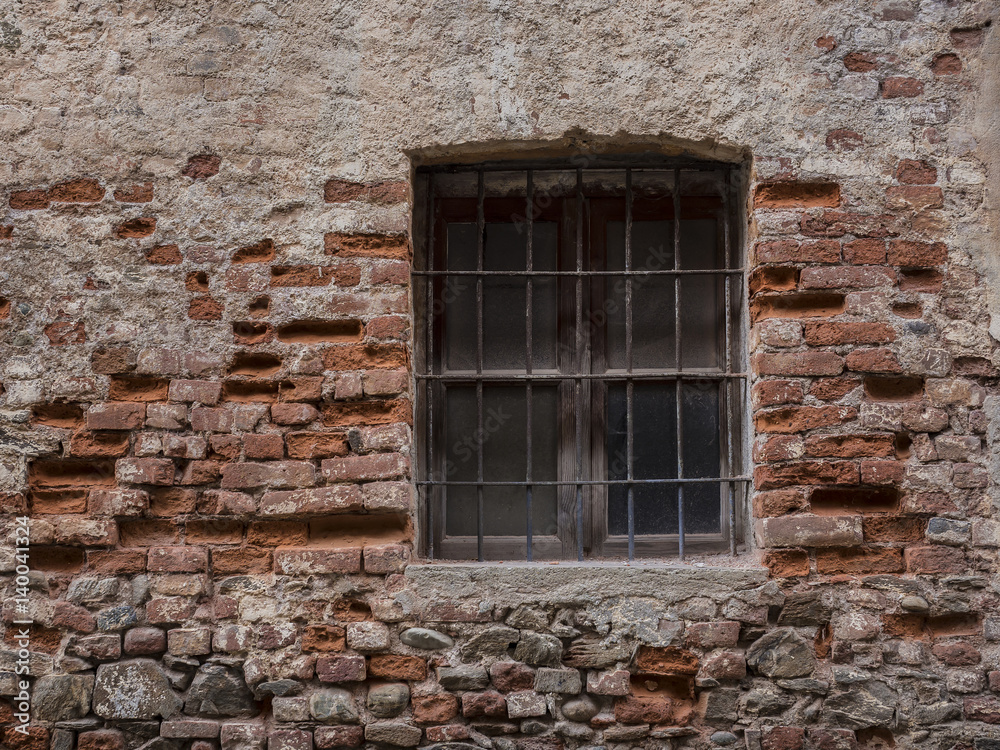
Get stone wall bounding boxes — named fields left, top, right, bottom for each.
left=1, top=0, right=999, bottom=749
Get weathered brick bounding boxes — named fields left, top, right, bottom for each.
left=754, top=461, right=858, bottom=490
left=220, top=461, right=316, bottom=489
left=755, top=405, right=856, bottom=433
left=87, top=403, right=145, bottom=430
left=803, top=322, right=895, bottom=345
left=259, top=486, right=363, bottom=516
left=799, top=266, right=896, bottom=289
left=322, top=453, right=410, bottom=481
left=757, top=515, right=863, bottom=548
left=274, top=548, right=362, bottom=575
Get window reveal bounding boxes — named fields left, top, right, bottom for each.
left=413, top=160, right=749, bottom=561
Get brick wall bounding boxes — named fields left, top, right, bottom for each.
left=1, top=1, right=999, bottom=749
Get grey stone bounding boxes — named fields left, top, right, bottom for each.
left=93, top=660, right=182, bottom=719
left=822, top=681, right=898, bottom=729
left=513, top=632, right=563, bottom=667
left=519, top=720, right=548, bottom=735
left=604, top=726, right=650, bottom=741
left=365, top=722, right=422, bottom=746
left=561, top=695, right=598, bottom=722
left=711, top=732, right=738, bottom=746
left=507, top=691, right=547, bottom=719
left=555, top=721, right=594, bottom=740
left=50, top=728, right=74, bottom=750
left=33, top=675, right=94, bottom=721
left=505, top=605, right=550, bottom=631
left=161, top=718, right=221, bottom=738
left=400, top=627, right=454, bottom=650
left=184, top=664, right=257, bottom=717
left=927, top=517, right=972, bottom=546
left=135, top=740, right=183, bottom=750
left=256, top=679, right=302, bottom=697
left=741, top=684, right=794, bottom=717
left=564, top=635, right=631, bottom=668
left=901, top=595, right=930, bottom=613
left=703, top=688, right=740, bottom=724
left=912, top=700, right=961, bottom=725
left=460, top=626, right=519, bottom=660
left=97, top=605, right=139, bottom=631
left=66, top=577, right=120, bottom=603
left=776, top=591, right=831, bottom=625
left=534, top=667, right=581, bottom=694
left=745, top=628, right=815, bottom=678
left=775, top=678, right=829, bottom=694
left=832, top=667, right=871, bottom=684
left=272, top=696, right=310, bottom=721
left=367, top=683, right=409, bottom=718
left=163, top=654, right=200, bottom=671
left=67, top=634, right=121, bottom=661
left=310, top=688, right=359, bottom=723
left=437, top=665, right=489, bottom=690
left=220, top=720, right=267, bottom=750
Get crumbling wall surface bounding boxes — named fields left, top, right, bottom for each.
left=1, top=0, right=999, bottom=749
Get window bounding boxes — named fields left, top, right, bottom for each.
left=412, top=156, right=748, bottom=561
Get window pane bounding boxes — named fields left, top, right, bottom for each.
left=444, top=222, right=558, bottom=372
left=679, top=219, right=722, bottom=369
left=606, top=220, right=676, bottom=369
left=607, top=381, right=721, bottom=535
left=444, top=385, right=558, bottom=537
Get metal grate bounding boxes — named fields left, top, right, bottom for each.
left=413, top=158, right=749, bottom=561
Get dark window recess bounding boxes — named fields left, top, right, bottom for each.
left=412, top=158, right=748, bottom=561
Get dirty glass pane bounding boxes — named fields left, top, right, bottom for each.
left=678, top=218, right=722, bottom=369
left=444, top=222, right=558, bottom=372
left=445, top=385, right=558, bottom=537
left=606, top=220, right=676, bottom=369
left=607, top=381, right=721, bottom=535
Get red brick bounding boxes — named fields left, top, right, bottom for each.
left=965, top=696, right=1000, bottom=724
left=804, top=322, right=895, bottom=345
left=220, top=461, right=316, bottom=489
left=53, top=600, right=97, bottom=632
left=271, top=403, right=320, bottom=425
left=846, top=348, right=901, bottom=373
left=188, top=296, right=224, bottom=320
left=763, top=727, right=804, bottom=750
left=116, top=458, right=175, bottom=485
left=323, top=343, right=409, bottom=370
left=490, top=661, right=535, bottom=692
left=750, top=266, right=799, bottom=294
left=302, top=625, right=347, bottom=653
left=461, top=691, right=507, bottom=718
left=763, top=549, right=810, bottom=578
left=754, top=182, right=840, bottom=209
left=754, top=435, right=803, bottom=462
left=804, top=434, right=894, bottom=458
left=148, top=546, right=208, bottom=573
left=45, top=321, right=86, bottom=345
left=274, top=548, right=362, bottom=575
left=363, top=544, right=410, bottom=574
left=886, top=185, right=944, bottom=211
left=753, top=489, right=807, bottom=517
left=144, top=244, right=182, bottom=264
left=882, top=77, right=924, bottom=98
left=931, top=53, right=962, bottom=75
left=860, top=459, right=904, bottom=485
left=842, top=238, right=886, bottom=264
left=412, top=693, right=459, bottom=724
left=231, top=238, right=275, bottom=263
left=800, top=211, right=898, bottom=239
left=109, top=376, right=169, bottom=401
left=168, top=379, right=222, bottom=405
left=77, top=730, right=125, bottom=750
left=48, top=178, right=104, bottom=203
left=895, top=160, right=937, bottom=185
left=887, top=240, right=947, bottom=265
left=245, top=434, right=284, bottom=460
left=905, top=545, right=967, bottom=575
left=322, top=453, right=410, bottom=482
left=370, top=655, right=428, bottom=680
left=86, top=403, right=147, bottom=432
left=932, top=641, right=980, bottom=666
left=259, top=486, right=362, bottom=516
left=10, top=189, right=50, bottom=209
left=757, top=515, right=863, bottom=547
left=182, top=154, right=221, bottom=179
left=755, top=406, right=856, bottom=434
left=614, top=695, right=675, bottom=724
left=754, top=352, right=843, bottom=377
left=843, top=52, right=876, bottom=72
left=425, top=726, right=469, bottom=743
left=752, top=380, right=804, bottom=408
left=815, top=547, right=904, bottom=574
left=285, top=432, right=350, bottom=459
left=212, top=547, right=272, bottom=575
left=799, top=266, right=896, bottom=289
left=316, top=654, right=366, bottom=682
left=323, top=180, right=407, bottom=205
left=635, top=645, right=699, bottom=676
left=190, top=407, right=235, bottom=433
left=315, top=726, right=365, bottom=749
left=116, top=217, right=156, bottom=238
left=87, top=550, right=147, bottom=574
left=366, top=315, right=410, bottom=340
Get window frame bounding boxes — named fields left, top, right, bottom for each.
left=412, top=155, right=750, bottom=562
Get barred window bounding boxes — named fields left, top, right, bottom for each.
left=413, top=157, right=748, bottom=561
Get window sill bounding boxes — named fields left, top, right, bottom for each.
left=402, top=558, right=768, bottom=605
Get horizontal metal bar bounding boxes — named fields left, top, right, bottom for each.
left=413, top=269, right=745, bottom=277
left=418, top=372, right=748, bottom=381
left=416, top=478, right=751, bottom=487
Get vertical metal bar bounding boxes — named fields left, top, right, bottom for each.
left=526, top=170, right=534, bottom=561
left=575, top=167, right=584, bottom=562
left=426, top=174, right=435, bottom=560
left=625, top=169, right=635, bottom=561
left=722, top=169, right=737, bottom=556
left=476, top=170, right=485, bottom=562
left=673, top=168, right=685, bottom=561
